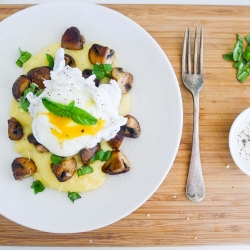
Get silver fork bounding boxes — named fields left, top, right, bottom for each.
left=182, top=27, right=205, bottom=202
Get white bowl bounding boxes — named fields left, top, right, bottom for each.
left=229, top=107, right=250, bottom=176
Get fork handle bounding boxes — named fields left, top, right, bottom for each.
left=186, top=92, right=205, bottom=202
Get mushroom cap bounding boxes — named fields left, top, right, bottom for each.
left=88, top=44, right=115, bottom=64
left=102, top=149, right=130, bottom=175
left=121, top=115, right=141, bottom=138
left=82, top=69, right=100, bottom=87
left=51, top=157, right=77, bottom=182
left=8, top=117, right=23, bottom=141
left=107, top=130, right=124, bottom=149
left=27, top=133, right=38, bottom=144
left=11, top=157, right=37, bottom=180
left=61, top=27, right=85, bottom=50
left=111, top=67, right=133, bottom=94
left=64, top=54, right=76, bottom=67
left=34, top=144, right=49, bottom=153
left=12, top=75, right=31, bottom=100
left=27, top=133, right=48, bottom=153
left=27, top=66, right=51, bottom=89
left=79, top=143, right=100, bottom=165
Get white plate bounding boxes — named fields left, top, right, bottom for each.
left=229, top=108, right=250, bottom=176
left=0, top=2, right=183, bottom=233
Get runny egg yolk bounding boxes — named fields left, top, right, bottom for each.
left=45, top=112, right=106, bottom=140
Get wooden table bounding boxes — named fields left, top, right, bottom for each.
left=1, top=4, right=250, bottom=247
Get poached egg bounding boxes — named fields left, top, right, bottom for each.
left=27, top=48, right=127, bottom=157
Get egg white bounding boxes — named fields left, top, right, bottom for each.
left=27, top=48, right=127, bottom=157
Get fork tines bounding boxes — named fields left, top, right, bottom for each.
left=182, top=27, right=203, bottom=75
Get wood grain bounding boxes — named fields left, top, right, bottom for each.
left=1, top=4, right=250, bottom=246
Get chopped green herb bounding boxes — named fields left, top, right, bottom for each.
left=19, top=83, right=41, bottom=112
left=42, top=97, right=98, bottom=125
left=19, top=96, right=30, bottom=112
left=102, top=150, right=111, bottom=161
left=238, top=70, right=250, bottom=82
left=68, top=191, right=81, bottom=203
left=50, top=154, right=64, bottom=165
left=90, top=149, right=111, bottom=163
left=223, top=34, right=250, bottom=83
left=35, top=89, right=43, bottom=96
left=223, top=52, right=233, bottom=61
left=92, top=64, right=112, bottom=80
left=233, top=34, right=244, bottom=61
left=31, top=180, right=45, bottom=194
left=242, top=45, right=250, bottom=61
left=16, top=59, right=23, bottom=68
left=77, top=165, right=94, bottom=177
left=246, top=35, right=250, bottom=44
left=16, top=47, right=32, bottom=68
left=46, top=53, right=54, bottom=69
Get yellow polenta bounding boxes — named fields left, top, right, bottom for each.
left=10, top=42, right=130, bottom=193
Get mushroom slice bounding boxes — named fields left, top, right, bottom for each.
left=79, top=143, right=100, bottom=165
left=51, top=157, right=77, bottom=182
left=88, top=44, right=115, bottom=64
left=27, top=66, right=51, bottom=89
left=82, top=69, right=100, bottom=87
left=82, top=69, right=92, bottom=79
left=27, top=133, right=38, bottom=144
left=27, top=133, right=48, bottom=153
left=64, top=54, right=76, bottom=67
left=111, top=67, right=133, bottom=94
left=102, top=149, right=130, bottom=175
left=12, top=75, right=31, bottom=100
left=61, top=27, right=85, bottom=50
left=107, top=130, right=124, bottom=149
left=11, top=157, right=37, bottom=180
left=34, top=144, right=49, bottom=153
left=121, top=115, right=141, bottom=138
left=8, top=117, right=23, bottom=140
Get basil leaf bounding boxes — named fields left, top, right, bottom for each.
left=71, top=106, right=98, bottom=125
left=92, top=64, right=112, bottom=80
left=102, top=64, right=112, bottom=71
left=246, top=35, right=250, bottom=44
left=51, top=154, right=64, bottom=165
left=77, top=165, right=93, bottom=176
left=66, top=100, right=75, bottom=111
left=223, top=52, right=233, bottom=61
left=68, top=191, right=81, bottom=203
left=233, top=34, right=244, bottom=61
left=31, top=180, right=45, bottom=194
left=90, top=149, right=111, bottom=163
left=16, top=47, right=32, bottom=68
left=42, top=97, right=98, bottom=125
left=46, top=53, right=54, bottom=69
left=42, top=97, right=68, bottom=117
